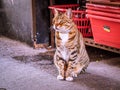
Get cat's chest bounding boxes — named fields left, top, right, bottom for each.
left=59, top=33, right=68, bottom=45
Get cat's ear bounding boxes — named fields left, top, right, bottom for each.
left=54, top=8, right=58, bottom=17
left=66, top=8, right=72, bottom=19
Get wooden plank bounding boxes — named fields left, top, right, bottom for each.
left=50, top=29, right=55, bottom=48
left=31, top=0, right=36, bottom=42
left=50, top=0, right=55, bottom=48
left=84, top=38, right=120, bottom=54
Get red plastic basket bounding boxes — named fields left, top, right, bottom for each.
left=49, top=4, right=93, bottom=38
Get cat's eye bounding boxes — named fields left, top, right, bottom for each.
left=71, top=67, right=74, bottom=69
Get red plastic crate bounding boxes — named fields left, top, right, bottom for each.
left=87, top=14, right=120, bottom=49
left=86, top=9, right=120, bottom=19
left=49, top=4, right=93, bottom=37
left=86, top=3, right=120, bottom=14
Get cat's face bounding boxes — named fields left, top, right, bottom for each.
left=52, top=9, right=73, bottom=33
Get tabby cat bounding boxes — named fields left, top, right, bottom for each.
left=52, top=8, right=90, bottom=81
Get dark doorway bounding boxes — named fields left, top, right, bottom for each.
left=32, top=0, right=50, bottom=48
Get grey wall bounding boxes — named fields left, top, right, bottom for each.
left=1, top=0, right=33, bottom=45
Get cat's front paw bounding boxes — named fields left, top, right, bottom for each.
left=65, top=77, right=73, bottom=81
left=57, top=75, right=64, bottom=80
left=72, top=72, right=78, bottom=77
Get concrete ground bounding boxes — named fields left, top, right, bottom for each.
left=0, top=36, right=120, bottom=90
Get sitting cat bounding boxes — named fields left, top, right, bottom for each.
left=52, top=8, right=90, bottom=81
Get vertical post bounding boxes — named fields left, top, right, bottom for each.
left=31, top=0, right=36, bottom=45
left=50, top=0, right=55, bottom=48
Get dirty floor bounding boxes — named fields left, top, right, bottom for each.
left=0, top=36, right=120, bottom=90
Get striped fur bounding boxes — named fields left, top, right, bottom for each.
left=53, top=9, right=90, bottom=81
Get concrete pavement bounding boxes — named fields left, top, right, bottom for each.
left=0, top=57, right=89, bottom=90
left=0, top=36, right=120, bottom=90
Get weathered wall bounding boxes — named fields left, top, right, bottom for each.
left=1, top=0, right=33, bottom=45
left=0, top=0, right=50, bottom=45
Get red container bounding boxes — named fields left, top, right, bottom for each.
left=86, top=9, right=120, bottom=19
left=87, top=14, right=120, bottom=49
left=86, top=3, right=120, bottom=14
left=49, top=4, right=93, bottom=37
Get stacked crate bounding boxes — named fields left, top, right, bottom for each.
left=86, top=3, right=120, bottom=49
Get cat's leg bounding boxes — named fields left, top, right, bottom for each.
left=65, top=61, right=81, bottom=81
left=65, top=61, right=74, bottom=81
left=54, top=55, right=66, bottom=80
left=57, top=60, right=65, bottom=79
left=56, top=60, right=66, bottom=80
left=71, top=63, right=86, bottom=77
